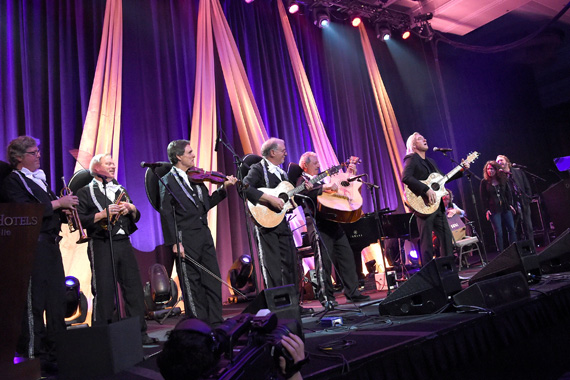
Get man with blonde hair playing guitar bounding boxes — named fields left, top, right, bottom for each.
left=402, top=133, right=471, bottom=266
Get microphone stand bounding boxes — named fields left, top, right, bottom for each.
left=99, top=175, right=122, bottom=321
left=148, top=168, right=193, bottom=315
left=217, top=132, right=260, bottom=297
left=360, top=178, right=393, bottom=296
left=440, top=152, right=488, bottom=264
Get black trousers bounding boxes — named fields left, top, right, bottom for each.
left=178, top=224, right=223, bottom=325
left=256, top=220, right=298, bottom=289
left=416, top=208, right=454, bottom=266
left=17, top=239, right=66, bottom=362
left=88, top=238, right=147, bottom=334
left=308, top=219, right=361, bottom=301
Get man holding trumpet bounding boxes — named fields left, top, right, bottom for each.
left=2, top=136, right=78, bottom=375
left=76, top=154, right=157, bottom=345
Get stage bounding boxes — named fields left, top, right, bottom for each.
left=89, top=264, right=570, bottom=380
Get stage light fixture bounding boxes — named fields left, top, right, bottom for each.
left=313, top=8, right=330, bottom=29
left=244, top=0, right=254, bottom=3
left=287, top=0, right=299, bottom=14
left=375, top=22, right=391, bottom=41
left=402, top=30, right=411, bottom=40
left=351, top=16, right=362, bottom=27
left=227, top=254, right=257, bottom=303
left=144, top=263, right=181, bottom=321
left=64, top=276, right=88, bottom=326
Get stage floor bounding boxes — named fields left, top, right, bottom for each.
left=55, top=254, right=570, bottom=380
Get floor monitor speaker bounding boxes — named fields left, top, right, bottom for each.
left=453, top=272, right=530, bottom=310
left=538, top=228, right=570, bottom=274
left=378, top=256, right=461, bottom=316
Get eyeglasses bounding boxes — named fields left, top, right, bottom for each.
left=273, top=148, right=287, bottom=154
left=25, top=149, right=41, bottom=157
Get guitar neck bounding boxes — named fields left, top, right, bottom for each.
left=288, top=169, right=333, bottom=197
left=443, top=164, right=463, bottom=183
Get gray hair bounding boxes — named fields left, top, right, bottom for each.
left=167, top=140, right=190, bottom=164
left=299, top=151, right=317, bottom=170
left=6, top=136, right=40, bottom=167
left=260, top=138, right=284, bottom=158
left=406, top=132, right=420, bottom=155
left=89, top=153, right=111, bottom=173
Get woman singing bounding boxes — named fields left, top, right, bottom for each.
left=480, top=160, right=516, bottom=252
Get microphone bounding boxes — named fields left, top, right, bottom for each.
left=512, top=163, right=527, bottom=169
left=140, top=161, right=165, bottom=169
left=433, top=147, right=452, bottom=153
left=214, top=128, right=221, bottom=152
left=348, top=173, right=367, bottom=182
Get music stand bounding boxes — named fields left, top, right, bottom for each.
left=381, top=213, right=419, bottom=280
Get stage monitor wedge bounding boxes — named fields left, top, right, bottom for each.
left=453, top=272, right=530, bottom=311
left=538, top=228, right=570, bottom=274
left=243, top=284, right=301, bottom=335
left=378, top=256, right=461, bottom=316
left=469, top=240, right=540, bottom=286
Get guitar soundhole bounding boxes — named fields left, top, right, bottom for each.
left=432, top=183, right=440, bottom=191
left=279, top=194, right=289, bottom=203
left=340, top=180, right=350, bottom=187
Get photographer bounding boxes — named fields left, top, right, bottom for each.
left=157, top=314, right=307, bottom=380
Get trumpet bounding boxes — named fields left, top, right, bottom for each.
left=101, top=191, right=126, bottom=230
left=61, top=177, right=90, bottom=244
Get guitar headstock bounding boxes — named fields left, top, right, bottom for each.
left=464, top=151, right=480, bottom=165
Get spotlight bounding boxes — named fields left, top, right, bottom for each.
left=402, top=30, right=411, bottom=39
left=64, top=276, right=88, bottom=326
left=351, top=16, right=362, bottom=27
left=144, top=264, right=181, bottom=321
left=244, top=0, right=254, bottom=3
left=227, top=255, right=257, bottom=303
left=313, top=8, right=330, bottom=29
left=375, top=22, right=391, bottom=41
left=287, top=0, right=299, bottom=14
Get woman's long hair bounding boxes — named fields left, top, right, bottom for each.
left=483, top=160, right=507, bottom=185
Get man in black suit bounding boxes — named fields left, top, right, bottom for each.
left=242, top=138, right=299, bottom=290
left=76, top=153, right=157, bottom=345
left=296, top=152, right=370, bottom=308
left=401, top=132, right=468, bottom=266
left=2, top=136, right=78, bottom=374
left=496, top=155, right=534, bottom=244
left=159, top=139, right=237, bottom=325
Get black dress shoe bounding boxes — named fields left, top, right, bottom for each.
left=142, top=334, right=159, bottom=345
left=346, top=294, right=371, bottom=302
left=299, top=306, right=314, bottom=315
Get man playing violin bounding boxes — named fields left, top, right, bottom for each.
left=76, top=154, right=156, bottom=345
left=297, top=152, right=370, bottom=308
left=159, top=139, right=237, bottom=326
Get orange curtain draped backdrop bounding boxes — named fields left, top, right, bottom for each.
left=75, top=0, right=123, bottom=172
left=276, top=0, right=339, bottom=169
left=358, top=24, right=407, bottom=208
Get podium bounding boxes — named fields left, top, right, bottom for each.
left=0, top=203, right=44, bottom=380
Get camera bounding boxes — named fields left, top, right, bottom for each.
left=158, top=311, right=302, bottom=380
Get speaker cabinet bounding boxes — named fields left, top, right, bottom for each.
left=542, top=179, right=570, bottom=236
left=469, top=240, right=540, bottom=286
left=453, top=272, right=530, bottom=310
left=378, top=256, right=461, bottom=316
left=538, top=228, right=570, bottom=274
left=57, top=318, right=143, bottom=379
left=243, top=285, right=301, bottom=325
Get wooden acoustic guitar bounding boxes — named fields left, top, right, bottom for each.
left=248, top=163, right=344, bottom=228
left=317, top=156, right=363, bottom=223
left=404, top=151, right=479, bottom=216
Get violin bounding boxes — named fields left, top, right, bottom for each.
left=187, top=167, right=246, bottom=188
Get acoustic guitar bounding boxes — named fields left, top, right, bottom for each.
left=248, top=163, right=343, bottom=228
left=404, top=151, right=480, bottom=216
left=317, top=156, right=363, bottom=223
